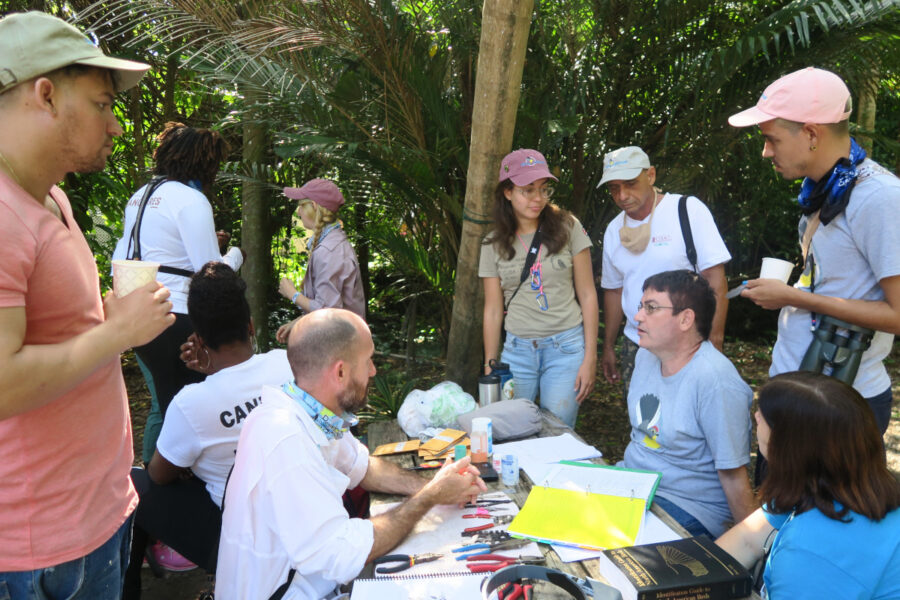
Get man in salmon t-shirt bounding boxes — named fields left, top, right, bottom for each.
left=0, top=12, right=174, bottom=598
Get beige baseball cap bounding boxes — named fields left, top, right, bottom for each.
left=0, top=11, right=149, bottom=94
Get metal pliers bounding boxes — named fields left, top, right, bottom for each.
left=372, top=552, right=442, bottom=574
left=465, top=554, right=544, bottom=573
left=462, top=514, right=513, bottom=535
left=464, top=498, right=513, bottom=508
left=499, top=582, right=534, bottom=600
left=453, top=537, right=531, bottom=560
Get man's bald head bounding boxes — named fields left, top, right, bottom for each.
left=287, top=308, right=370, bottom=385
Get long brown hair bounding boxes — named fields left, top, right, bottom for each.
left=758, top=371, right=900, bottom=521
left=484, top=180, right=574, bottom=260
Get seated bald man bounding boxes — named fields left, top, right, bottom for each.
left=216, top=308, right=486, bottom=600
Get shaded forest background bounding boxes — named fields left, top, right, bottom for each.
left=2, top=0, right=899, bottom=393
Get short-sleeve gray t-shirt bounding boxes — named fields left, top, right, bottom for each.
left=771, top=159, right=900, bottom=398
left=623, top=342, right=752, bottom=537
left=479, top=217, right=592, bottom=338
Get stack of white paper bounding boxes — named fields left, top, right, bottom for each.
left=493, top=433, right=603, bottom=483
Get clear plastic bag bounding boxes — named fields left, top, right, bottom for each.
left=397, top=381, right=476, bottom=437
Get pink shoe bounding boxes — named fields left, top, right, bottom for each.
left=150, top=541, right=197, bottom=572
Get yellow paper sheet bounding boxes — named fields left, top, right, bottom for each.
left=507, top=486, right=645, bottom=550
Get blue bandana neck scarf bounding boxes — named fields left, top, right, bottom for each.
left=281, top=380, right=358, bottom=440
left=317, top=222, right=341, bottom=246
left=797, top=137, right=867, bottom=225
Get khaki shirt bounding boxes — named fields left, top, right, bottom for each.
left=479, top=217, right=592, bottom=338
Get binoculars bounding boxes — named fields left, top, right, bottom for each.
left=799, top=315, right=874, bottom=384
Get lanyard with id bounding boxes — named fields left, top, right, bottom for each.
left=517, top=233, right=549, bottom=311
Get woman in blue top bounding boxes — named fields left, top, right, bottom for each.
left=717, top=371, right=900, bottom=599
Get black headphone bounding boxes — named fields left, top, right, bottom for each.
left=481, top=565, right=623, bottom=600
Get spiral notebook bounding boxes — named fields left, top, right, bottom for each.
left=350, top=571, right=486, bottom=599
left=507, top=461, right=661, bottom=550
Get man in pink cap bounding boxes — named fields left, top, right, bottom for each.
left=0, top=11, right=174, bottom=598
left=730, top=67, right=900, bottom=434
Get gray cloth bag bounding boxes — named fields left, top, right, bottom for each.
left=457, top=399, right=542, bottom=442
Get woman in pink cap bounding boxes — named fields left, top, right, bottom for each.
left=276, top=179, right=366, bottom=342
left=479, top=149, right=599, bottom=427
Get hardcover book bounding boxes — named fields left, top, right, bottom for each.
left=597, top=536, right=752, bottom=600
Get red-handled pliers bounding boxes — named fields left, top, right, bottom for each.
left=462, top=521, right=495, bottom=535
left=465, top=554, right=544, bottom=573
left=499, top=583, right=534, bottom=600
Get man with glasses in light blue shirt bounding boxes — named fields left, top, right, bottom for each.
left=621, top=270, right=756, bottom=538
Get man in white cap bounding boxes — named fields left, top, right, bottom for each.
left=730, top=67, right=900, bottom=435
left=598, top=146, right=731, bottom=390
left=0, top=12, right=174, bottom=597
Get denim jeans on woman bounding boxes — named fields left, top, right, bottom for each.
left=502, top=323, right=585, bottom=428
left=0, top=514, right=133, bottom=600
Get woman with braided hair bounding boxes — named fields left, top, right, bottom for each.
left=276, top=179, right=365, bottom=342
left=112, top=122, right=243, bottom=422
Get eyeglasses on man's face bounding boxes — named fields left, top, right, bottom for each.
left=514, top=185, right=555, bottom=199
left=637, top=301, right=674, bottom=315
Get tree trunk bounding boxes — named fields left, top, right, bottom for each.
left=855, top=74, right=877, bottom=154
left=445, top=0, right=534, bottom=392
left=241, top=91, right=271, bottom=351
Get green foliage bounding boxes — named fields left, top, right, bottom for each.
left=68, top=0, right=900, bottom=349
left=359, top=372, right=419, bottom=423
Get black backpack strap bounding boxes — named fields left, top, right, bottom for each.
left=677, top=195, right=699, bottom=273
left=126, top=176, right=168, bottom=261
left=268, top=569, right=296, bottom=600
left=125, top=177, right=196, bottom=279
left=504, top=226, right=543, bottom=313
left=159, top=265, right=195, bottom=278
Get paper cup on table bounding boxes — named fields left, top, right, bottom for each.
left=112, top=260, right=159, bottom=297
left=759, top=257, right=794, bottom=284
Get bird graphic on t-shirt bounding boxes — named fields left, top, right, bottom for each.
left=636, top=393, right=661, bottom=449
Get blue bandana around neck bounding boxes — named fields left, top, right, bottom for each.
left=187, top=179, right=203, bottom=192
left=281, top=380, right=357, bottom=440
left=797, top=137, right=866, bottom=225
left=316, top=222, right=341, bottom=246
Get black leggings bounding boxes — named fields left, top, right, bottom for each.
left=123, top=468, right=222, bottom=599
left=134, top=312, right=203, bottom=419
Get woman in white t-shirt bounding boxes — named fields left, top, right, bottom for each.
left=112, top=122, right=243, bottom=423
left=124, top=262, right=292, bottom=598
left=479, top=149, right=598, bottom=427
left=275, top=179, right=366, bottom=343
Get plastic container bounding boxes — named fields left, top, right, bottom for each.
left=488, top=359, right=515, bottom=400
left=471, top=417, right=492, bottom=463
left=501, top=454, right=519, bottom=486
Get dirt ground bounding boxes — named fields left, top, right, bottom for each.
left=123, top=341, right=900, bottom=599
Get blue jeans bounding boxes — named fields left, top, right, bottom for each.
left=866, top=386, right=892, bottom=435
left=502, top=324, right=585, bottom=428
left=653, top=496, right=713, bottom=538
left=0, top=514, right=133, bottom=600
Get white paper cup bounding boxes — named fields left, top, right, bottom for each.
left=759, top=257, right=794, bottom=284
left=112, top=260, right=159, bottom=297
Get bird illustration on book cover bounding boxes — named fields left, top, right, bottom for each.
left=657, top=545, right=709, bottom=577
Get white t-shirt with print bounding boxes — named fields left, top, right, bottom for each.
left=112, top=180, right=243, bottom=314
left=601, top=193, right=730, bottom=344
left=155, top=349, right=292, bottom=507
